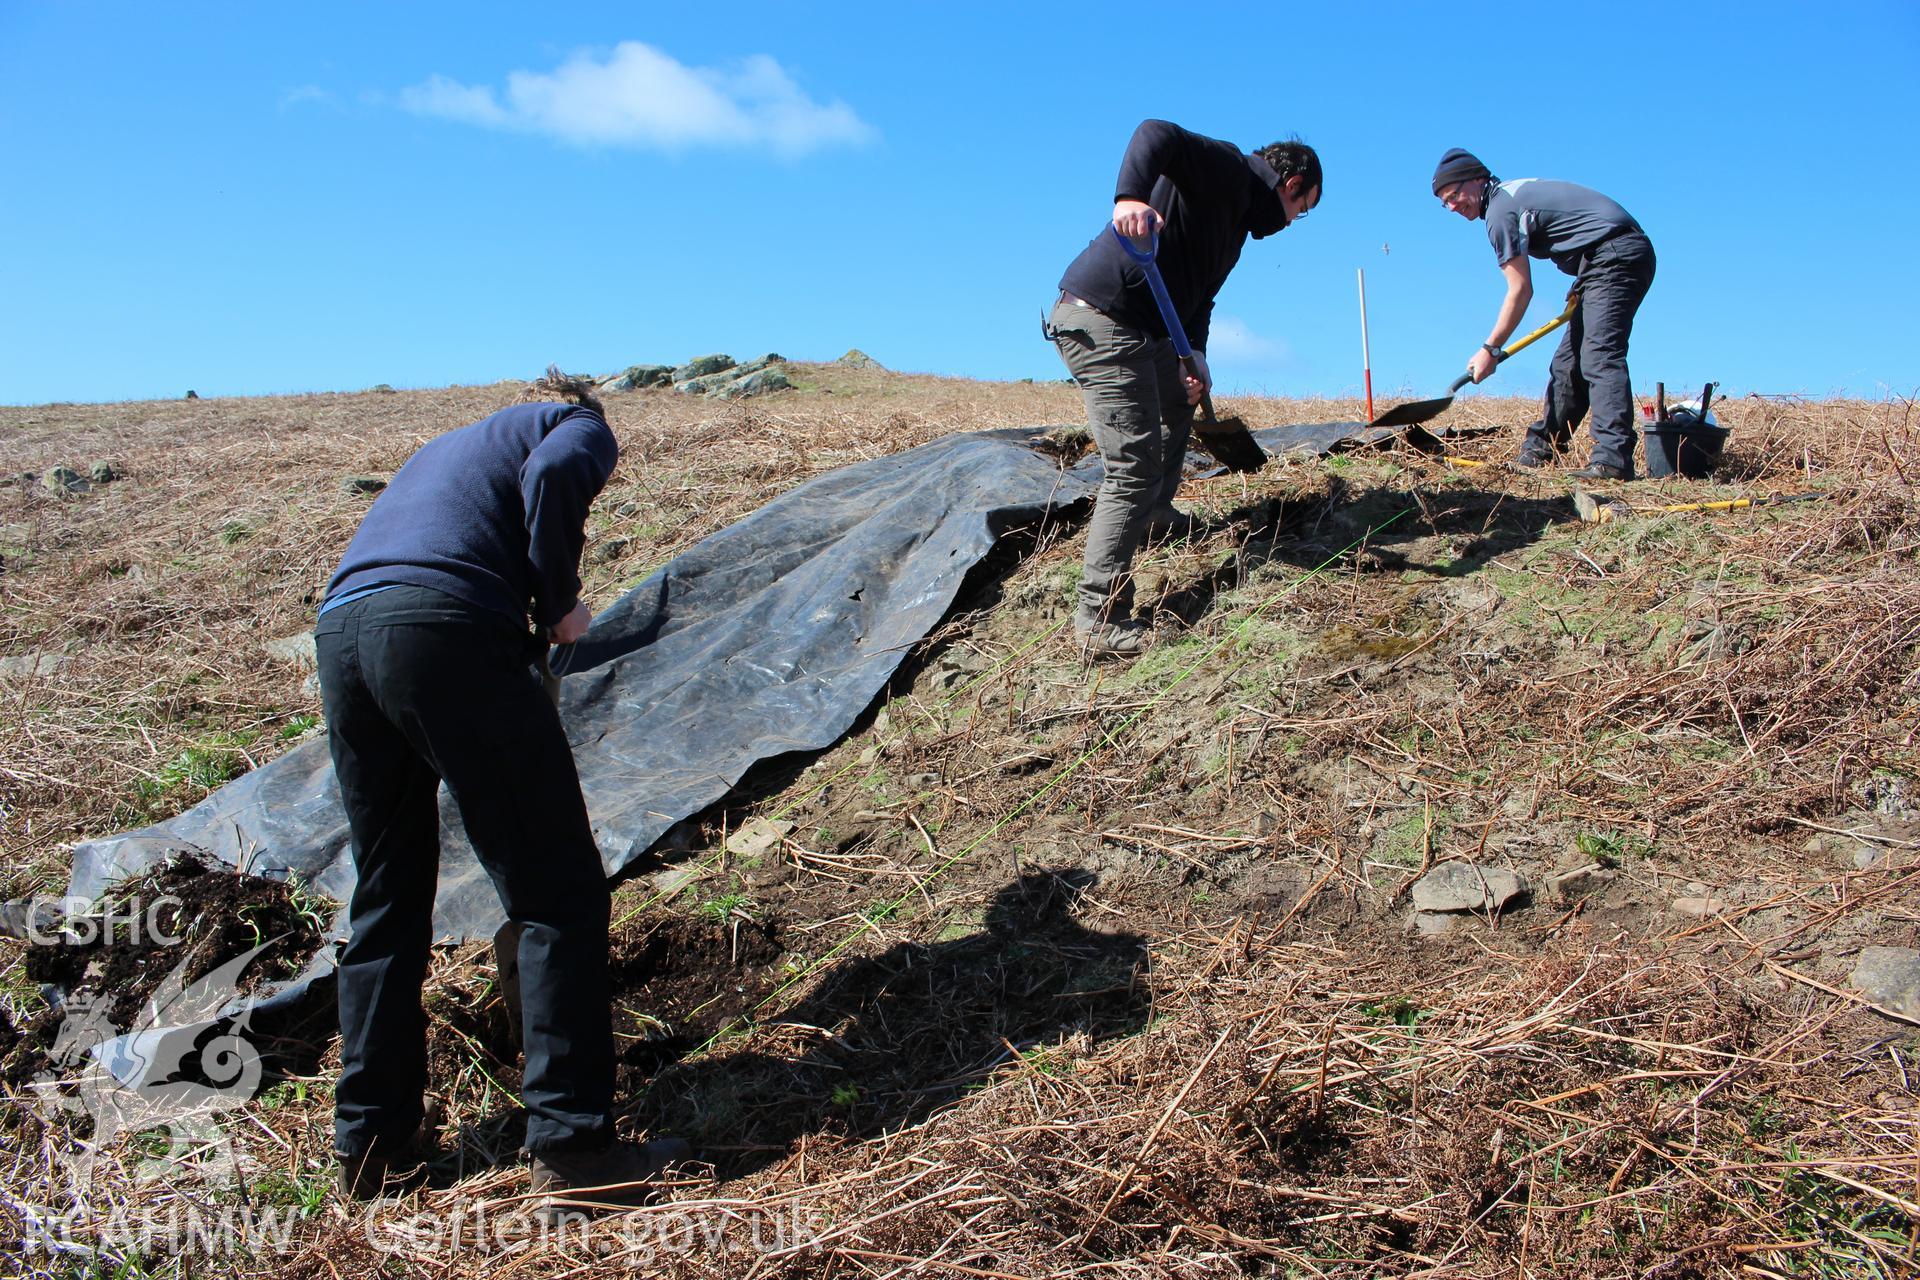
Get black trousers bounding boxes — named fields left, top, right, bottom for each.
left=315, top=585, right=613, bottom=1157
left=1524, top=231, right=1657, bottom=472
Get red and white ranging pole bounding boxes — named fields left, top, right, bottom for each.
left=1357, top=267, right=1374, bottom=423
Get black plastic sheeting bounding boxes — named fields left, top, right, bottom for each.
left=67, top=420, right=1389, bottom=934
left=56, top=419, right=1391, bottom=1071
left=67, top=427, right=1095, bottom=939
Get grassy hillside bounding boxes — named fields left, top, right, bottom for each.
left=2, top=368, right=1916, bottom=1277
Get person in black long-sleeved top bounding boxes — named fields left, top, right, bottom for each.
left=1047, top=120, right=1320, bottom=657
left=317, top=369, right=686, bottom=1213
left=1433, top=148, right=1656, bottom=480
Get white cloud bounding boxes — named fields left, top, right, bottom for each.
left=279, top=85, right=337, bottom=110
left=398, top=74, right=510, bottom=127
left=1203, top=316, right=1294, bottom=367
left=398, top=42, right=875, bottom=156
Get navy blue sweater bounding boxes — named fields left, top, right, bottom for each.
left=1059, top=120, right=1289, bottom=352
left=322, top=402, right=618, bottom=628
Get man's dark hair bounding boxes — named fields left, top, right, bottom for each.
left=522, top=364, right=606, bottom=419
left=1256, top=138, right=1322, bottom=199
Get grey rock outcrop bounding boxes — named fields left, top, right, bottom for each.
left=839, top=349, right=883, bottom=369
left=600, top=365, right=675, bottom=392
left=713, top=368, right=793, bottom=399
left=673, top=354, right=736, bottom=381
left=42, top=467, right=88, bottom=495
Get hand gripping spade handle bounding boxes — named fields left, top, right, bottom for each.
left=1107, top=225, right=1267, bottom=473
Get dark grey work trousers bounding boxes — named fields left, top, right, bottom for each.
left=315, top=585, right=614, bottom=1158
left=1044, top=296, right=1194, bottom=628
left=1523, top=231, right=1657, bottom=473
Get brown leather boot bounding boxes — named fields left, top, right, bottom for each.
left=529, top=1137, right=692, bottom=1219
left=335, top=1097, right=444, bottom=1201
left=337, top=1133, right=432, bottom=1201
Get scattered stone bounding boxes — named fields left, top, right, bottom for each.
left=88, top=461, right=119, bottom=484
left=300, top=672, right=321, bottom=698
left=672, top=354, right=736, bottom=382
left=0, top=653, right=68, bottom=680
left=1850, top=946, right=1920, bottom=1020
left=650, top=865, right=702, bottom=897
left=1572, top=490, right=1630, bottom=524
left=1405, top=911, right=1459, bottom=937
left=1863, top=774, right=1917, bottom=820
left=42, top=467, right=88, bottom=496
left=725, top=817, right=795, bottom=859
left=712, top=368, right=792, bottom=400
left=838, top=349, right=883, bottom=370
left=1410, top=862, right=1524, bottom=913
left=340, top=476, right=387, bottom=497
left=1671, top=896, right=1729, bottom=918
left=1548, top=862, right=1616, bottom=901
left=1854, top=843, right=1891, bottom=872
left=593, top=536, right=631, bottom=564
left=264, top=632, right=318, bottom=671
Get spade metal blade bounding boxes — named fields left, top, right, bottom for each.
left=1192, top=415, right=1267, bottom=473
left=1367, top=392, right=1459, bottom=429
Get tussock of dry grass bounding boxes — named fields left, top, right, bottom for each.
left=2, top=373, right=1917, bottom=1277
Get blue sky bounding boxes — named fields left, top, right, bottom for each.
left=3, top=2, right=1916, bottom=406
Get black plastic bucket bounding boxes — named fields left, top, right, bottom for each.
left=1644, top=416, right=1727, bottom=479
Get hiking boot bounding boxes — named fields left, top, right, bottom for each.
left=336, top=1097, right=445, bottom=1201
left=530, top=1137, right=692, bottom=1219
left=1567, top=461, right=1634, bottom=482
left=1076, top=621, right=1152, bottom=659
left=337, top=1132, right=433, bottom=1201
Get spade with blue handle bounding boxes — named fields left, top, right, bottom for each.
left=1109, top=225, right=1267, bottom=473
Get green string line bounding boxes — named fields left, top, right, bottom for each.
left=674, top=506, right=1412, bottom=1059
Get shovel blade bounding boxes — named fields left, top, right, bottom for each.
left=1367, top=394, right=1456, bottom=429
left=1192, top=415, right=1266, bottom=473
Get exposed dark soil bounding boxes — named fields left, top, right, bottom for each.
left=3, top=851, right=329, bottom=1085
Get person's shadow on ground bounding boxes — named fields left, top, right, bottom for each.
left=1153, top=473, right=1578, bottom=627
left=628, top=868, right=1148, bottom=1180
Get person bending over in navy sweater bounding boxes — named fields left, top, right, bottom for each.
left=317, top=368, right=687, bottom=1214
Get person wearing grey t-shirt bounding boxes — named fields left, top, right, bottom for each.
left=1431, top=148, right=1656, bottom=480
